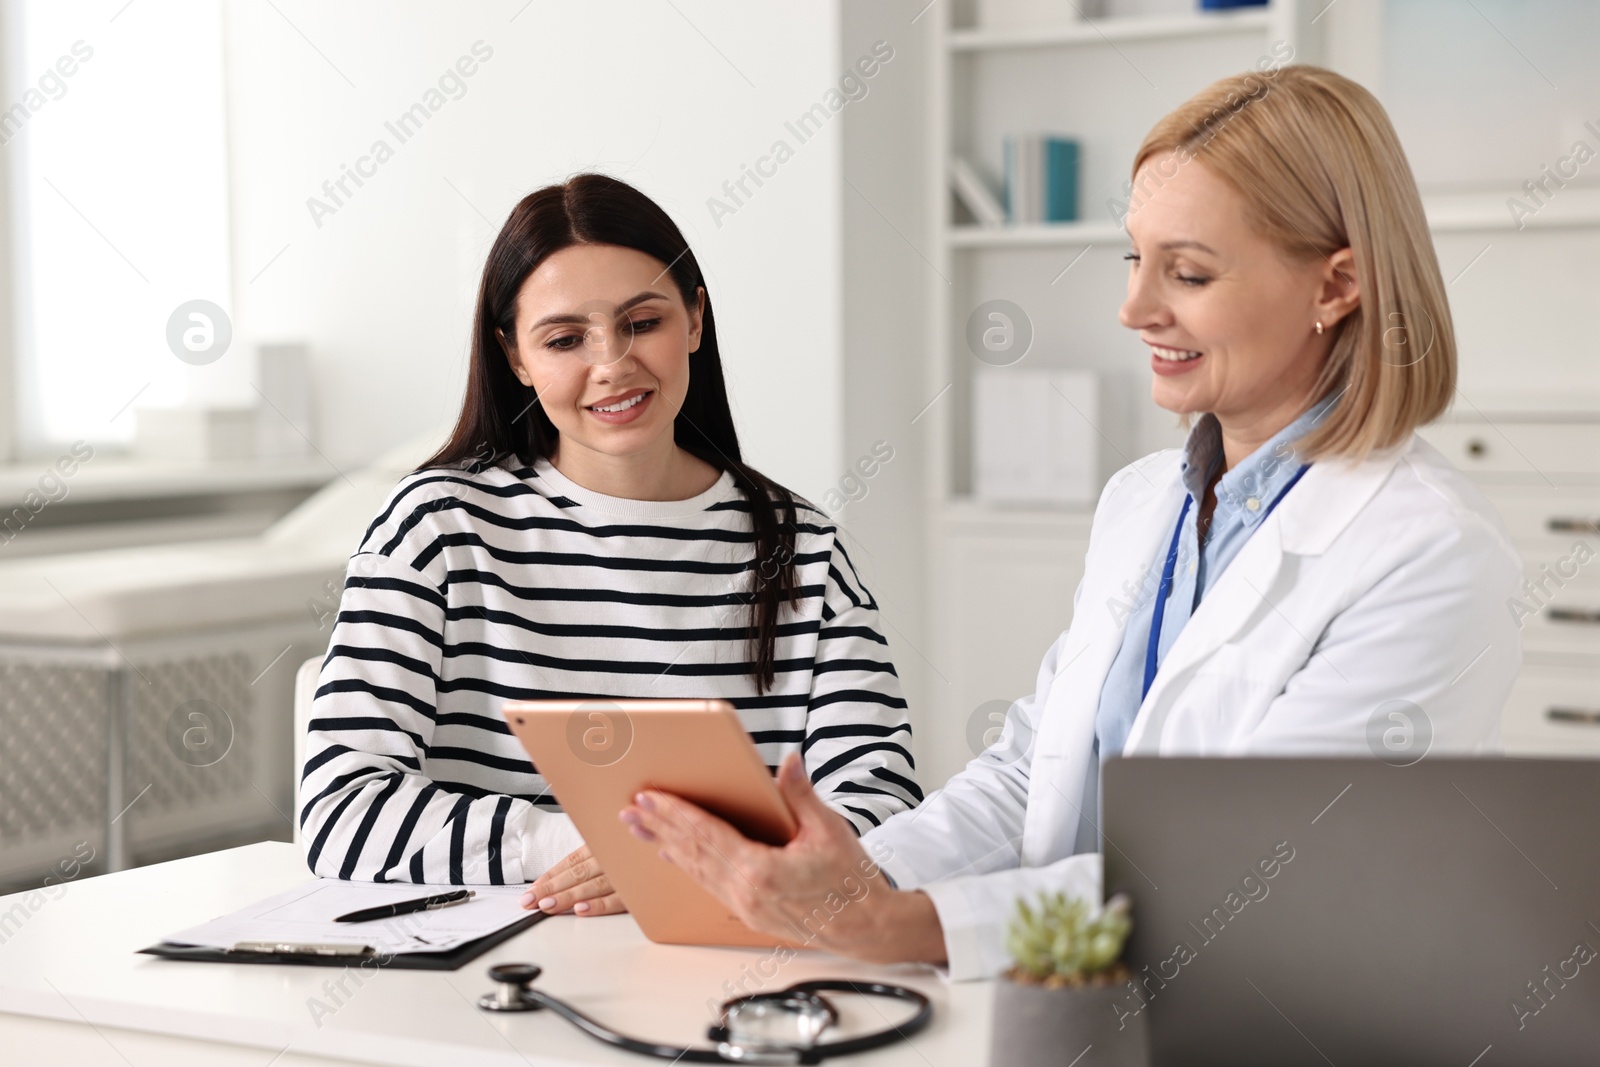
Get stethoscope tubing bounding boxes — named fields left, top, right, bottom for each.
left=515, top=985, right=729, bottom=1062
left=503, top=977, right=933, bottom=1064
left=1142, top=462, right=1310, bottom=700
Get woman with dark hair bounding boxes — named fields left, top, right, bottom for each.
left=299, top=174, right=920, bottom=915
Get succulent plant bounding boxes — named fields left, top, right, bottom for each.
left=1005, top=892, right=1133, bottom=986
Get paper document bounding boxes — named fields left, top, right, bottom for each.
left=162, top=879, right=532, bottom=955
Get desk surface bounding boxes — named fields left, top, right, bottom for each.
left=0, top=842, right=988, bottom=1066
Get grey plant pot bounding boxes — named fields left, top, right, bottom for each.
left=988, top=975, right=1150, bottom=1067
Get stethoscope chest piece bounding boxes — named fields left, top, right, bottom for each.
left=478, top=962, right=544, bottom=1012
left=709, top=988, right=836, bottom=1062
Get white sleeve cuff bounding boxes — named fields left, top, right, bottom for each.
left=917, top=877, right=1013, bottom=981
left=518, top=811, right=584, bottom=882
left=914, top=852, right=1105, bottom=982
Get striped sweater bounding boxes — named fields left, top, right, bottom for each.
left=300, top=457, right=921, bottom=885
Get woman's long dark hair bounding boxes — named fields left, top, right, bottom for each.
left=422, top=173, right=799, bottom=693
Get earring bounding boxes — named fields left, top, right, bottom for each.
left=1314, top=321, right=1324, bottom=335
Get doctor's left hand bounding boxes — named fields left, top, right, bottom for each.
left=523, top=844, right=627, bottom=916
left=619, top=752, right=947, bottom=966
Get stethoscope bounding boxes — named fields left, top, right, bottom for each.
left=1142, top=464, right=1309, bottom=699
left=477, top=962, right=933, bottom=1064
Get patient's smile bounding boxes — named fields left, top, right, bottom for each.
left=586, top=388, right=653, bottom=424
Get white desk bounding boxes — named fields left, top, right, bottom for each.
left=0, top=842, right=990, bottom=1066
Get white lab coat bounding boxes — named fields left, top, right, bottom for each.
left=863, top=433, right=1523, bottom=980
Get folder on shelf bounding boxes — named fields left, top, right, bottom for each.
left=139, top=878, right=547, bottom=971
left=950, top=156, right=1006, bottom=226
left=974, top=368, right=1100, bottom=504
left=1003, top=134, right=1038, bottom=222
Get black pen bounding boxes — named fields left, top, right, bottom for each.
left=334, top=889, right=474, bottom=924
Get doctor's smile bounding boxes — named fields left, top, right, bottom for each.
left=1146, top=342, right=1204, bottom=373
left=26, top=6, right=1598, bottom=1061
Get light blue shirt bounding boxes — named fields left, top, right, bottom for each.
left=1071, top=396, right=1335, bottom=852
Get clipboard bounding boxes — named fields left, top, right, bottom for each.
left=138, top=878, right=553, bottom=971
left=139, top=910, right=547, bottom=971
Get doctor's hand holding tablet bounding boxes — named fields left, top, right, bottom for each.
left=620, top=64, right=1523, bottom=979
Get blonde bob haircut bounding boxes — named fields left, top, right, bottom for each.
left=1130, top=64, right=1453, bottom=461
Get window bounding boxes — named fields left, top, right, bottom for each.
left=5, top=0, right=231, bottom=455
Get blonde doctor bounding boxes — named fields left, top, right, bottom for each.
left=620, top=66, right=1523, bottom=979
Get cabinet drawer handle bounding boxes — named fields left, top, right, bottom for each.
left=1548, top=707, right=1600, bottom=725
left=1547, top=607, right=1600, bottom=625
left=1548, top=518, right=1600, bottom=534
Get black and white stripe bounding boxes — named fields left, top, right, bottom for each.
left=300, top=458, right=921, bottom=885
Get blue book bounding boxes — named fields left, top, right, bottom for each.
left=1044, top=137, right=1079, bottom=223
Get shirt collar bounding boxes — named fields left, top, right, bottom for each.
left=1180, top=392, right=1339, bottom=527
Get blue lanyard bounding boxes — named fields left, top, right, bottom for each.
left=1141, top=464, right=1310, bottom=700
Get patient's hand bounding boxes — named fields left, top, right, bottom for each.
left=521, top=844, right=627, bottom=916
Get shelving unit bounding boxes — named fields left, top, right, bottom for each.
left=925, top=1, right=1312, bottom=516
left=914, top=1, right=1600, bottom=783
left=947, top=7, right=1274, bottom=51
left=948, top=187, right=1600, bottom=251
left=947, top=220, right=1127, bottom=247
left=918, top=0, right=1317, bottom=786
left=1423, top=187, right=1600, bottom=232
left=924, top=2, right=1600, bottom=521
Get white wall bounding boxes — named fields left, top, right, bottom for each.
left=223, top=0, right=843, bottom=497
left=836, top=0, right=936, bottom=773
left=1377, top=0, right=1600, bottom=403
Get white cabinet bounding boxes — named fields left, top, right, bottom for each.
left=1420, top=419, right=1600, bottom=758
left=925, top=505, right=1091, bottom=788
left=927, top=423, right=1600, bottom=792
left=919, top=0, right=1314, bottom=790
left=1501, top=666, right=1600, bottom=758
left=1419, top=423, right=1600, bottom=481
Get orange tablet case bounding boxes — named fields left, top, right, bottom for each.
left=502, top=698, right=804, bottom=948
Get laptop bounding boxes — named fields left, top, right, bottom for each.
left=1102, top=757, right=1600, bottom=1067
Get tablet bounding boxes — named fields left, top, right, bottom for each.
left=502, top=698, right=803, bottom=948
